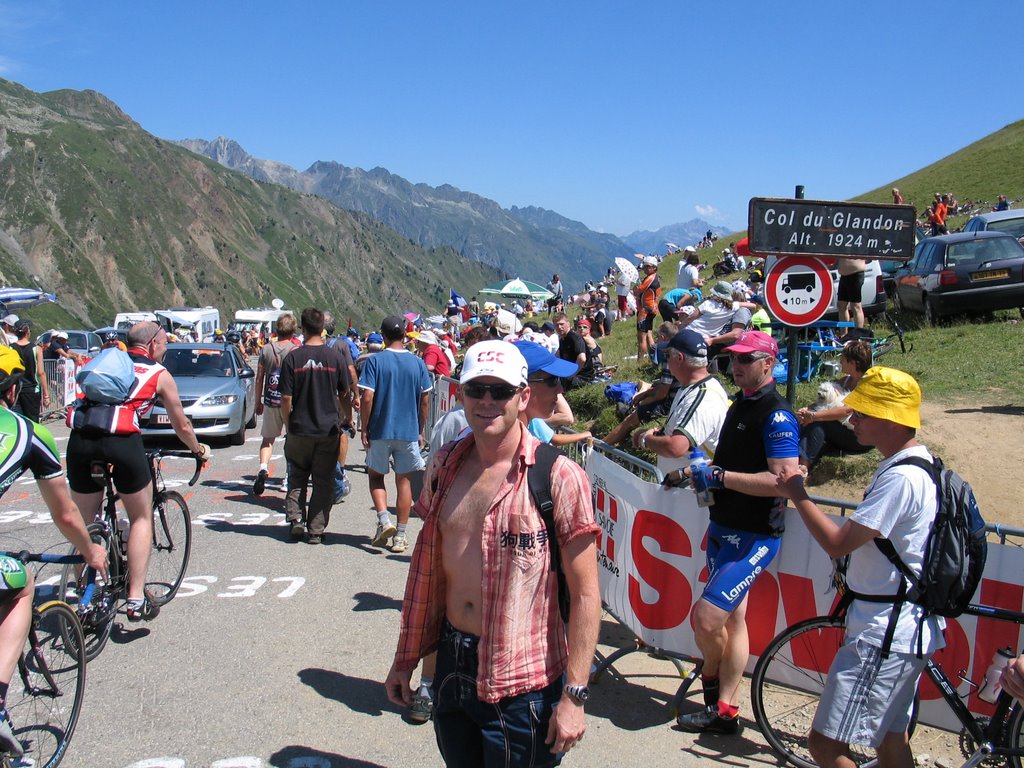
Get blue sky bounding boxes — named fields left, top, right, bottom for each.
left=1, top=1, right=1021, bottom=237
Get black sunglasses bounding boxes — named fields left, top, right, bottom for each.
left=527, top=375, right=560, bottom=388
left=462, top=382, right=522, bottom=401
left=730, top=352, right=769, bottom=365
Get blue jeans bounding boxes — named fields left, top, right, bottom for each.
left=433, top=619, right=564, bottom=768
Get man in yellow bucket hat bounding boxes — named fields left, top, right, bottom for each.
left=775, top=366, right=942, bottom=768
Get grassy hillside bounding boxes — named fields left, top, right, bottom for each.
left=0, top=78, right=501, bottom=330
left=855, top=119, right=1024, bottom=226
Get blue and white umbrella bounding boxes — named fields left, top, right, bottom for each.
left=0, top=287, right=57, bottom=310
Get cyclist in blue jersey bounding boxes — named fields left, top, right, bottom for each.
left=0, top=347, right=107, bottom=757
left=676, top=330, right=800, bottom=736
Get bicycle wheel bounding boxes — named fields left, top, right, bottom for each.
left=146, top=490, right=192, bottom=606
left=752, top=615, right=883, bottom=768
left=57, top=523, right=119, bottom=662
left=6, top=601, right=87, bottom=768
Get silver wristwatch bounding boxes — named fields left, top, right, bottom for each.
left=564, top=684, right=590, bottom=704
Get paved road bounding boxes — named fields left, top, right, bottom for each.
left=1, top=420, right=783, bottom=768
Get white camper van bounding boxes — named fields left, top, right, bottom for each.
left=233, top=307, right=288, bottom=339
left=154, top=307, right=222, bottom=341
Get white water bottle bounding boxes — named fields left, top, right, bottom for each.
left=116, top=517, right=130, bottom=548
left=689, top=448, right=713, bottom=507
left=978, top=647, right=1015, bottom=704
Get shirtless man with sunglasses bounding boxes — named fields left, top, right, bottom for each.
left=386, top=340, right=600, bottom=767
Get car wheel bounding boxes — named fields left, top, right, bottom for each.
left=246, top=402, right=257, bottom=429
left=924, top=298, right=941, bottom=327
left=229, top=419, right=246, bottom=446
left=892, top=289, right=904, bottom=313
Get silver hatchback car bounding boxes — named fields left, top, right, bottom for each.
left=141, top=343, right=256, bottom=445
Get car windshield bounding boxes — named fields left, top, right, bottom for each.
left=946, top=238, right=1024, bottom=267
left=987, top=217, right=1024, bottom=239
left=162, top=349, right=235, bottom=377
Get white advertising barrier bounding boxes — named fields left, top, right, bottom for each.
left=588, top=450, right=1024, bottom=731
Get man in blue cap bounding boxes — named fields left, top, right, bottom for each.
left=513, top=341, right=593, bottom=447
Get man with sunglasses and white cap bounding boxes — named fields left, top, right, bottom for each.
left=385, top=340, right=600, bottom=767
left=775, top=367, right=941, bottom=768
left=676, top=329, right=799, bottom=735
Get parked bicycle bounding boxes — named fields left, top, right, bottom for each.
left=752, top=588, right=1024, bottom=768
left=0, top=551, right=87, bottom=768
left=58, top=449, right=202, bottom=661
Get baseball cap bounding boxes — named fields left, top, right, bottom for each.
left=347, top=327, right=359, bottom=337
left=843, top=366, right=921, bottom=429
left=366, top=332, right=384, bottom=345
left=512, top=340, right=578, bottom=378
left=415, top=330, right=438, bottom=345
left=2, top=314, right=19, bottom=326
left=54, top=330, right=69, bottom=340
left=725, top=330, right=779, bottom=357
left=460, top=340, right=528, bottom=387
left=684, top=246, right=697, bottom=254
left=641, top=256, right=659, bottom=267
left=664, top=329, right=708, bottom=358
left=540, top=321, right=555, bottom=332
left=380, top=315, right=406, bottom=337
left=576, top=318, right=591, bottom=327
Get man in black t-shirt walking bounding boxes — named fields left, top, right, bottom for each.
left=279, top=308, right=351, bottom=544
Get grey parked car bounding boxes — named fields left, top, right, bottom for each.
left=891, top=231, right=1024, bottom=324
left=963, top=209, right=1024, bottom=241
left=140, top=343, right=256, bottom=445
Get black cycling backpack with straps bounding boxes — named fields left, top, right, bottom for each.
left=851, top=454, right=987, bottom=655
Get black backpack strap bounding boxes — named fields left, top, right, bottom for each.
left=529, top=443, right=570, bottom=623
left=866, top=455, right=941, bottom=657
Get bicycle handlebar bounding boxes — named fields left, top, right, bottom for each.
left=146, top=449, right=204, bottom=487
left=0, top=550, right=83, bottom=565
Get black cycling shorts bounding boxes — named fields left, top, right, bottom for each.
left=66, top=431, right=151, bottom=495
left=837, top=271, right=865, bottom=303
left=636, top=313, right=655, bottom=333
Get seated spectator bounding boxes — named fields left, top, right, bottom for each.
left=676, top=281, right=752, bottom=363
left=795, top=340, right=874, bottom=470
left=602, top=322, right=679, bottom=445
left=994, top=194, right=1010, bottom=212
left=658, top=287, right=701, bottom=322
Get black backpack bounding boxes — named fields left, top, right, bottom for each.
left=854, top=454, right=987, bottom=655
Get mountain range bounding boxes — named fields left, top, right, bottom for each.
left=179, top=137, right=638, bottom=288
left=179, top=137, right=729, bottom=287
left=0, top=78, right=501, bottom=329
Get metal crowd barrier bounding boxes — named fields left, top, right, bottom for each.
left=40, top=359, right=72, bottom=422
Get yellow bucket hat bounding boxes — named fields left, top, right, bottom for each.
left=844, top=366, right=921, bottom=429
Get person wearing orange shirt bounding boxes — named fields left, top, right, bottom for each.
left=633, top=256, right=661, bottom=361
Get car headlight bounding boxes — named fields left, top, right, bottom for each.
left=198, top=394, right=239, bottom=407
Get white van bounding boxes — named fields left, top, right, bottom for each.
left=155, top=307, right=221, bottom=341
left=233, top=307, right=288, bottom=338
left=762, top=256, right=887, bottom=320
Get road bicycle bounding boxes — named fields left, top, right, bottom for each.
left=58, top=449, right=202, bottom=661
left=0, top=551, right=87, bottom=768
left=751, top=590, right=1024, bottom=768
